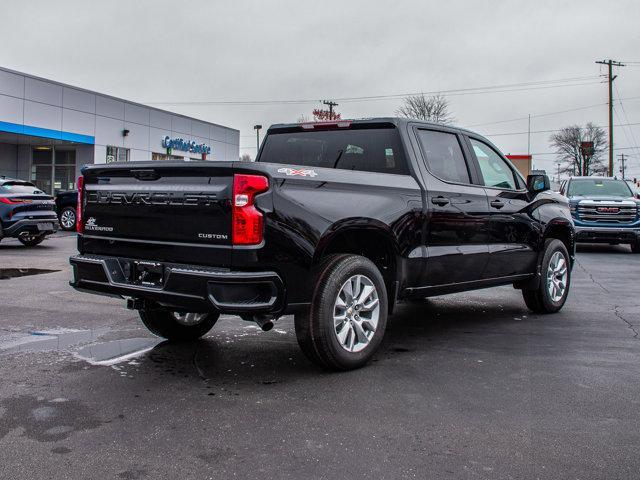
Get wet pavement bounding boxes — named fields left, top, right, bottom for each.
left=0, top=233, right=639, bottom=479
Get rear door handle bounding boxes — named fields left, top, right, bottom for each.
left=431, top=196, right=450, bottom=207
left=490, top=200, right=505, bottom=209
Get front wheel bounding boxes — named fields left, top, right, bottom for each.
left=295, top=254, right=388, bottom=371
left=139, top=307, right=219, bottom=341
left=522, top=239, right=571, bottom=313
left=631, top=240, right=640, bottom=253
left=17, top=233, right=46, bottom=247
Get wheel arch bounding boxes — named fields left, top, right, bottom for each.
left=313, top=219, right=401, bottom=312
left=544, top=219, right=575, bottom=265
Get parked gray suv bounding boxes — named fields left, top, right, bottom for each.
left=0, top=176, right=58, bottom=246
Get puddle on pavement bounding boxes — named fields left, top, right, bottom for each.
left=0, top=329, right=109, bottom=353
left=0, top=268, right=60, bottom=280
left=0, top=328, right=159, bottom=366
left=74, top=338, right=160, bottom=366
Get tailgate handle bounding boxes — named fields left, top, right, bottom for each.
left=132, top=169, right=160, bottom=181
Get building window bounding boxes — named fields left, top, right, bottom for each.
left=106, top=146, right=130, bottom=163
left=152, top=152, right=184, bottom=161
left=31, top=147, right=77, bottom=195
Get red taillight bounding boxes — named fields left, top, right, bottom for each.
left=76, top=175, right=84, bottom=234
left=0, top=197, right=26, bottom=204
left=232, top=174, right=269, bottom=245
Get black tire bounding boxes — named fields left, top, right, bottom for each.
left=631, top=241, right=640, bottom=253
left=58, top=206, right=77, bottom=231
left=522, top=239, right=571, bottom=313
left=294, top=254, right=388, bottom=371
left=139, top=307, right=219, bottom=341
left=17, top=233, right=46, bottom=247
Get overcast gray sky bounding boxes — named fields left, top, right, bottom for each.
left=1, top=0, right=639, bottom=178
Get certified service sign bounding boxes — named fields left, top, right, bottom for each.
left=162, top=136, right=211, bottom=155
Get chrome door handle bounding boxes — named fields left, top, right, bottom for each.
left=490, top=200, right=505, bottom=209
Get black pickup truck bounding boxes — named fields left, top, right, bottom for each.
left=70, top=118, right=575, bottom=370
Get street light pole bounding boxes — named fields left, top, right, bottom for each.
left=254, top=124, right=262, bottom=156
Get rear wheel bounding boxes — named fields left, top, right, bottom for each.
left=522, top=239, right=570, bottom=313
left=139, top=307, right=219, bottom=341
left=17, top=232, right=46, bottom=247
left=59, top=207, right=77, bottom=231
left=295, top=254, right=388, bottom=370
left=631, top=240, right=640, bottom=253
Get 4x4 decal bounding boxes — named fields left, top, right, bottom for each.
left=277, top=167, right=318, bottom=177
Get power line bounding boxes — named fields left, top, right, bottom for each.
left=613, top=107, right=640, bottom=169
left=482, top=121, right=640, bottom=137
left=613, top=83, right=640, bottom=166
left=144, top=75, right=601, bottom=106
left=525, top=146, right=640, bottom=157
left=464, top=102, right=608, bottom=128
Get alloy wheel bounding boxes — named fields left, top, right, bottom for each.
left=60, top=209, right=76, bottom=229
left=546, top=251, right=568, bottom=302
left=333, top=274, right=380, bottom=353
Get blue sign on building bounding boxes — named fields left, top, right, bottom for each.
left=161, top=136, right=211, bottom=155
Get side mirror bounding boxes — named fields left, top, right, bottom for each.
left=527, top=173, right=550, bottom=193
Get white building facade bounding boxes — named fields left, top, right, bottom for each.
left=0, top=66, right=239, bottom=195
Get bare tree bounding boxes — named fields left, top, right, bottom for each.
left=396, top=94, right=454, bottom=124
left=550, top=123, right=607, bottom=176
left=239, top=153, right=252, bottom=162
left=297, top=114, right=310, bottom=123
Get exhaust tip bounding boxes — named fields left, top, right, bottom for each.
left=253, top=315, right=274, bottom=331
left=260, top=321, right=274, bottom=332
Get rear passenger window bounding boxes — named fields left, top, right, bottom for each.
left=417, top=130, right=471, bottom=184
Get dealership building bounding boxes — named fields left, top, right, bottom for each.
left=0, top=66, right=239, bottom=195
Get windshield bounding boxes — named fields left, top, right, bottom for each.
left=0, top=182, right=44, bottom=195
left=567, top=178, right=633, bottom=197
left=257, top=127, right=408, bottom=175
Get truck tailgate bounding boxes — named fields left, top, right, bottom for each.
left=81, top=164, right=234, bottom=265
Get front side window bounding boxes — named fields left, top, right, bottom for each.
left=417, top=130, right=470, bottom=184
left=471, top=139, right=517, bottom=190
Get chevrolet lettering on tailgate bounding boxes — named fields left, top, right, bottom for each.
left=86, top=191, right=219, bottom=207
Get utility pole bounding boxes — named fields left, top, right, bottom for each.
left=253, top=124, right=262, bottom=153
left=322, top=100, right=339, bottom=120
left=527, top=114, right=531, bottom=156
left=595, top=59, right=625, bottom=176
left=618, top=153, right=626, bottom=180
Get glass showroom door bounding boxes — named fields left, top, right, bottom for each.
left=54, top=149, right=77, bottom=195
left=31, top=147, right=53, bottom=194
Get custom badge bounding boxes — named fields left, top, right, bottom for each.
left=277, top=167, right=318, bottom=177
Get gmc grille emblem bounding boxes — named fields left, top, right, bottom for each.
left=86, top=191, right=219, bottom=207
left=597, top=207, right=619, bottom=213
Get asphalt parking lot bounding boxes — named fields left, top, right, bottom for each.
left=0, top=233, right=638, bottom=479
